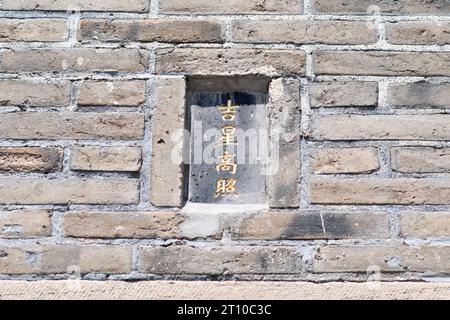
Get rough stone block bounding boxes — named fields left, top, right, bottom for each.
left=310, top=115, right=450, bottom=141
left=0, top=178, right=140, bottom=204
left=150, top=77, right=186, bottom=207
left=156, top=48, right=305, bottom=76
left=0, top=210, right=51, bottom=239
left=314, top=51, right=450, bottom=76
left=0, top=0, right=149, bottom=12
left=311, top=148, right=380, bottom=174
left=0, top=245, right=131, bottom=274
left=314, top=246, right=450, bottom=273
left=310, top=82, right=378, bottom=108
left=268, top=78, right=301, bottom=208
left=0, top=147, right=63, bottom=173
left=311, top=178, right=450, bottom=205
left=232, top=20, right=377, bottom=44
left=0, top=113, right=144, bottom=140
left=70, top=146, right=142, bottom=172
left=0, top=49, right=149, bottom=73
left=160, top=0, right=303, bottom=14
left=79, top=19, right=224, bottom=43
left=139, top=246, right=303, bottom=274
left=0, top=80, right=70, bottom=107
left=62, top=211, right=184, bottom=239
left=0, top=18, right=68, bottom=42
left=78, top=81, right=146, bottom=106
left=400, top=212, right=450, bottom=238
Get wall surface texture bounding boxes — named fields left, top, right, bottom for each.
left=1, top=0, right=450, bottom=282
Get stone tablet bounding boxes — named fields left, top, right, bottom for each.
left=188, top=91, right=267, bottom=204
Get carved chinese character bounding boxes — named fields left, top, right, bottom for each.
left=217, top=125, right=238, bottom=146
left=216, top=152, right=237, bottom=174
left=215, top=178, right=238, bottom=198
left=218, top=100, right=239, bottom=121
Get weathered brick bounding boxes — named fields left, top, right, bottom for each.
left=0, top=112, right=144, bottom=140
left=0, top=18, right=68, bottom=42
left=156, top=48, right=305, bottom=76
left=0, top=178, right=139, bottom=204
left=232, top=20, right=377, bottom=45
left=150, top=77, right=186, bottom=207
left=139, top=246, right=303, bottom=274
left=391, top=147, right=450, bottom=173
left=314, top=246, right=450, bottom=273
left=78, top=81, right=146, bottom=106
left=62, top=211, right=183, bottom=239
left=79, top=19, right=224, bottom=43
left=322, top=212, right=390, bottom=240
left=0, top=147, right=63, bottom=173
left=268, top=78, right=301, bottom=208
left=386, top=22, right=450, bottom=45
left=70, top=146, right=141, bottom=172
left=0, top=210, right=51, bottom=239
left=312, top=0, right=450, bottom=15
left=0, top=245, right=131, bottom=274
left=387, top=83, right=450, bottom=109
left=0, top=80, right=70, bottom=107
left=0, top=0, right=149, bottom=12
left=400, top=212, right=450, bottom=238
left=310, top=82, right=378, bottom=108
left=0, top=49, right=149, bottom=73
left=311, top=178, right=450, bottom=205
left=311, top=148, right=380, bottom=174
left=314, top=51, right=450, bottom=76
left=160, top=0, right=303, bottom=14
left=231, top=211, right=389, bottom=240
left=310, top=115, right=450, bottom=141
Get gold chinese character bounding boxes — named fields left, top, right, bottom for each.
left=215, top=178, right=238, bottom=198
left=217, top=125, right=238, bottom=146
left=218, top=100, right=239, bottom=121
left=216, top=152, right=237, bottom=174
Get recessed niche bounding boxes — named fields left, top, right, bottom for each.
left=185, top=77, right=270, bottom=205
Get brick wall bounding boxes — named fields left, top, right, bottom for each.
left=0, top=0, right=449, bottom=281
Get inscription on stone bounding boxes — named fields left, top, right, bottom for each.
left=188, top=84, right=268, bottom=204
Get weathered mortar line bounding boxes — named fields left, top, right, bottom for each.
left=51, top=210, right=65, bottom=240
left=377, top=81, right=390, bottom=110
left=300, top=78, right=312, bottom=209
left=7, top=40, right=450, bottom=52
left=223, top=16, right=233, bottom=44
left=0, top=140, right=144, bottom=147
left=0, top=237, right=415, bottom=247
left=303, top=0, right=313, bottom=15
left=67, top=11, right=80, bottom=47
left=319, top=213, right=326, bottom=235
left=67, top=84, right=78, bottom=113
left=314, top=108, right=450, bottom=116
left=7, top=74, right=450, bottom=83
left=377, top=144, right=393, bottom=177
left=302, top=202, right=450, bottom=212
left=0, top=272, right=426, bottom=282
left=3, top=7, right=450, bottom=22
left=153, top=14, right=450, bottom=22
left=61, top=145, right=72, bottom=176
left=308, top=140, right=450, bottom=148
left=149, top=0, right=159, bottom=17
left=131, top=245, right=140, bottom=272
left=7, top=203, right=450, bottom=215
left=390, top=210, right=402, bottom=239
left=0, top=73, right=156, bottom=81
left=303, top=46, right=314, bottom=79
